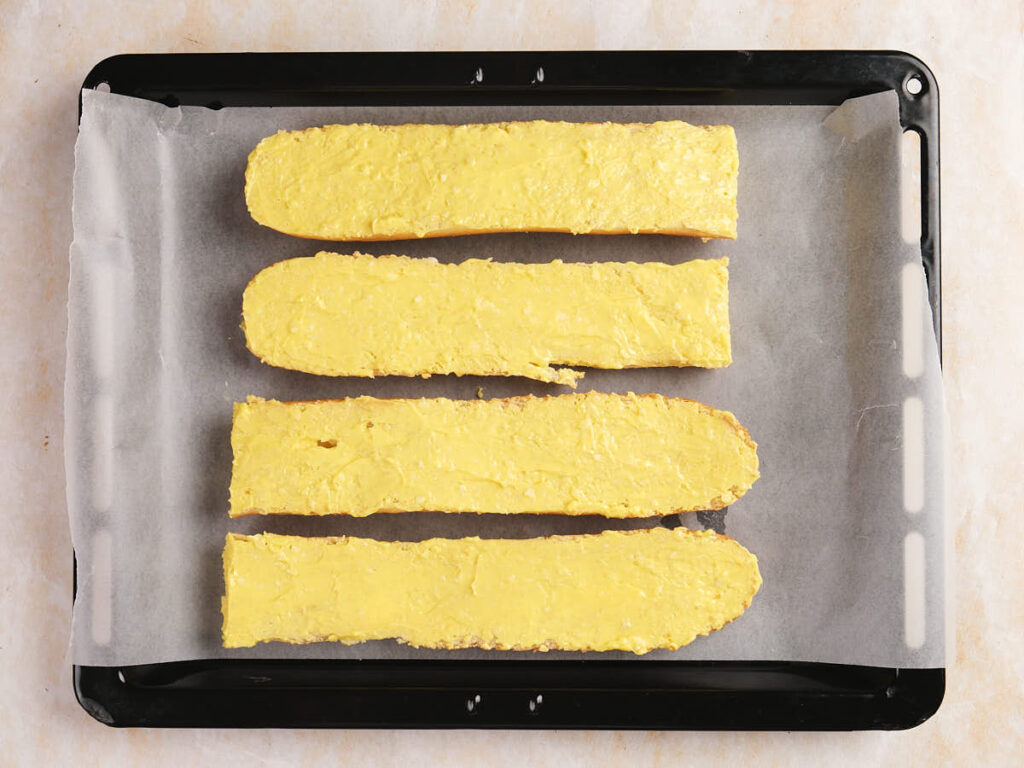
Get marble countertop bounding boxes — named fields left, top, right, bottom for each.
left=2, top=0, right=1022, bottom=764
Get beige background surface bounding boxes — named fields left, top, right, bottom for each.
left=1, top=0, right=1022, bottom=764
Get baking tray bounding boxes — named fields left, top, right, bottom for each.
left=72, top=50, right=942, bottom=730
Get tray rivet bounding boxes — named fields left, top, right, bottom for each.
left=905, top=75, right=923, bottom=96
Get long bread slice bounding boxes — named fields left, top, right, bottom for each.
left=242, top=253, right=731, bottom=386
left=244, top=120, right=738, bottom=240
left=221, top=528, right=762, bottom=652
left=228, top=392, right=759, bottom=518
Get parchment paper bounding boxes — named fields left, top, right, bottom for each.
left=67, top=89, right=944, bottom=667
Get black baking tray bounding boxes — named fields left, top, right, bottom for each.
left=73, top=50, right=942, bottom=730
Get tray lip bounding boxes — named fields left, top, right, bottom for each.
left=71, top=48, right=943, bottom=731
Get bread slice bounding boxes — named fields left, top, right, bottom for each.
left=221, top=527, right=762, bottom=652
left=241, top=252, right=731, bottom=386
left=244, top=120, right=738, bottom=240
left=228, top=392, right=759, bottom=518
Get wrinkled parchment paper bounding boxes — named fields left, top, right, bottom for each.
left=67, top=90, right=943, bottom=667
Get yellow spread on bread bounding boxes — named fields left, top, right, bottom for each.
left=242, top=253, right=731, bottom=385
left=221, top=527, right=762, bottom=652
left=244, top=120, right=738, bottom=240
left=228, top=392, right=759, bottom=518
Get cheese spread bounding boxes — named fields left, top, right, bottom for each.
left=228, top=392, right=759, bottom=518
left=242, top=253, right=732, bottom=385
left=244, top=120, right=738, bottom=240
left=221, top=527, right=762, bottom=652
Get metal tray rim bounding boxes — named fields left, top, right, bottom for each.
left=72, top=48, right=943, bottom=731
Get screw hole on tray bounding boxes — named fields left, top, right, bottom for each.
left=466, top=693, right=481, bottom=714
left=95, top=81, right=111, bottom=93
left=905, top=75, right=923, bottom=96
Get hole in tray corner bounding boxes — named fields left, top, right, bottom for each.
left=95, top=81, right=110, bottom=93
left=904, top=75, right=924, bottom=96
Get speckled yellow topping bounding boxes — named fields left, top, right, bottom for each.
left=221, top=528, right=762, bottom=653
left=228, top=392, right=759, bottom=518
left=241, top=253, right=732, bottom=386
left=244, top=121, right=738, bottom=240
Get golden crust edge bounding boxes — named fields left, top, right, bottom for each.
left=247, top=221, right=737, bottom=241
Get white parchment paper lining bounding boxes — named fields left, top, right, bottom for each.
left=67, top=89, right=944, bottom=667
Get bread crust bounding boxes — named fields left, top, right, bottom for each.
left=253, top=222, right=735, bottom=241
